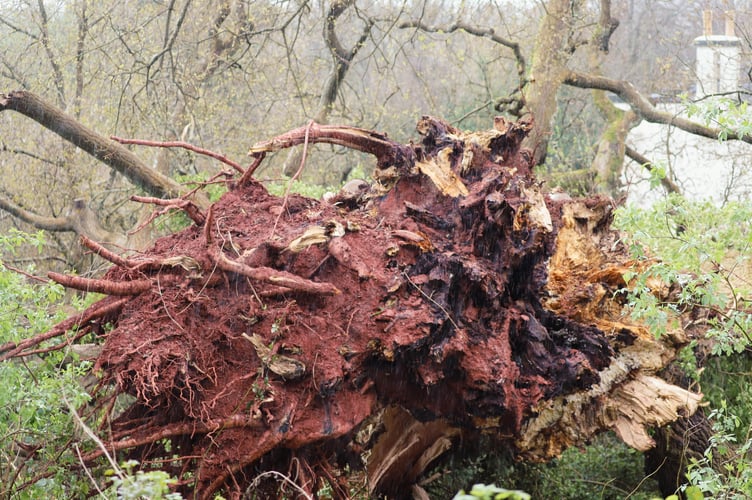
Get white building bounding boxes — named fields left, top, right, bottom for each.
left=623, top=10, right=752, bottom=206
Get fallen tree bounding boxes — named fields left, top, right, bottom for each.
left=0, top=116, right=703, bottom=498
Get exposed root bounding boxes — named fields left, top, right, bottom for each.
left=248, top=121, right=416, bottom=170
left=20, top=116, right=702, bottom=498
left=210, top=246, right=340, bottom=295
left=0, top=296, right=127, bottom=360
left=48, top=272, right=151, bottom=296
left=130, top=195, right=206, bottom=226
left=237, top=152, right=266, bottom=187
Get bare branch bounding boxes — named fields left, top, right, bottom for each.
left=562, top=71, right=752, bottom=145
left=397, top=19, right=527, bottom=91
left=0, top=192, right=74, bottom=232
left=36, top=0, right=67, bottom=106
left=624, top=146, right=682, bottom=195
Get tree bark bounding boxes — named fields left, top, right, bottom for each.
left=0, top=90, right=191, bottom=201
left=522, top=0, right=580, bottom=165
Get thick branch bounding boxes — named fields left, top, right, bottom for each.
left=563, top=71, right=752, bottom=145
left=0, top=192, right=74, bottom=232
left=0, top=90, right=190, bottom=199
left=0, top=195, right=125, bottom=244
left=596, top=0, right=619, bottom=52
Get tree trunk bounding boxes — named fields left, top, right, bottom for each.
left=523, top=0, right=580, bottom=165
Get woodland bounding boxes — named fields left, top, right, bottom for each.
left=2, top=1, right=752, bottom=499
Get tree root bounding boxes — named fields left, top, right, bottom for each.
left=47, top=272, right=152, bottom=296
left=130, top=195, right=206, bottom=226
left=248, top=122, right=416, bottom=170
left=210, top=246, right=340, bottom=296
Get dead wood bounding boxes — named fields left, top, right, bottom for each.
left=4, top=116, right=703, bottom=498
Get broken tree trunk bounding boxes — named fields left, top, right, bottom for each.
left=1, top=116, right=701, bottom=498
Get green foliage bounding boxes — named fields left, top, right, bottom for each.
left=106, top=460, right=183, bottom=500
left=0, top=231, right=187, bottom=497
left=685, top=96, right=752, bottom=141
left=265, top=177, right=334, bottom=200
left=685, top=403, right=752, bottom=499
left=426, top=433, right=660, bottom=500
left=510, top=433, right=660, bottom=499
left=700, top=354, right=752, bottom=440
left=0, top=231, right=95, bottom=497
left=453, top=483, right=530, bottom=500
left=615, top=195, right=752, bottom=353
left=615, top=194, right=752, bottom=498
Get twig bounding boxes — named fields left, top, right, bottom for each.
left=111, top=136, right=245, bottom=173
left=65, top=394, right=125, bottom=483
left=1, top=262, right=49, bottom=283
left=271, top=120, right=314, bottom=237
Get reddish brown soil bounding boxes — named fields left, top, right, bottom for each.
left=22, top=117, right=640, bottom=498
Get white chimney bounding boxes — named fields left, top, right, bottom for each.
left=694, top=10, right=741, bottom=98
